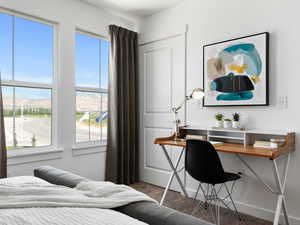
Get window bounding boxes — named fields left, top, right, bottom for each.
left=0, top=12, right=55, bottom=150
left=75, top=31, right=109, bottom=144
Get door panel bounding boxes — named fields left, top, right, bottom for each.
left=145, top=47, right=172, bottom=113
left=139, top=35, right=186, bottom=191
left=145, top=127, right=172, bottom=171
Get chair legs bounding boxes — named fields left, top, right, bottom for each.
left=191, top=182, right=241, bottom=224
left=224, top=183, right=241, bottom=220
left=194, top=183, right=201, bottom=200
left=192, top=183, right=210, bottom=213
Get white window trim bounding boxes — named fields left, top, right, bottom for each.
left=72, top=141, right=107, bottom=156
left=73, top=28, right=109, bottom=150
left=1, top=80, right=52, bottom=89
left=76, top=86, right=107, bottom=93
left=7, top=147, right=63, bottom=166
left=76, top=28, right=109, bottom=42
left=0, top=9, right=60, bottom=157
left=0, top=7, right=57, bottom=27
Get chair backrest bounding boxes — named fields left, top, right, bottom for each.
left=185, top=139, right=226, bottom=185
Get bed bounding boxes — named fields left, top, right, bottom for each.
left=0, top=166, right=211, bottom=225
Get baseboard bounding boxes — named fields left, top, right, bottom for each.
left=186, top=187, right=300, bottom=225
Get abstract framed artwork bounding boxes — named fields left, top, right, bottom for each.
left=203, top=32, right=269, bottom=107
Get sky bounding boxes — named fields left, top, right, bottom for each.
left=76, top=33, right=109, bottom=89
left=0, top=12, right=109, bottom=100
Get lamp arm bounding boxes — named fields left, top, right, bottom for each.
left=172, top=96, right=190, bottom=113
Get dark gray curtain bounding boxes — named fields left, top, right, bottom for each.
left=105, top=25, right=139, bottom=185
left=0, top=80, right=7, bottom=178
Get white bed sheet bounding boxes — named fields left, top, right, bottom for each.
left=0, top=176, right=153, bottom=225
left=0, top=207, right=147, bottom=225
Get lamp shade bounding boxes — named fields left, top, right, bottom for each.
left=191, top=88, right=205, bottom=100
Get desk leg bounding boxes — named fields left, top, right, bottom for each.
left=272, top=153, right=291, bottom=225
left=236, top=153, right=291, bottom=225
left=160, top=145, right=188, bottom=205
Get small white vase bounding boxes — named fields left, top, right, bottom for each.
left=223, top=121, right=232, bottom=128
left=215, top=120, right=223, bottom=128
left=232, top=121, right=240, bottom=129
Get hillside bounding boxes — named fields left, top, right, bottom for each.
left=3, top=94, right=108, bottom=112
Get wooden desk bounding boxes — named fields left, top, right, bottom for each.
left=155, top=132, right=295, bottom=159
left=155, top=132, right=295, bottom=225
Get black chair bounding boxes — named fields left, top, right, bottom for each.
left=185, top=139, right=241, bottom=224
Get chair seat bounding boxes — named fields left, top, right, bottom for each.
left=224, top=172, right=241, bottom=182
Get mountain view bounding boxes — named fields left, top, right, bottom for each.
left=3, top=94, right=108, bottom=112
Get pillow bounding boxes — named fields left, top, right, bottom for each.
left=0, top=176, right=52, bottom=187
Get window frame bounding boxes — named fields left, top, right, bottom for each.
left=74, top=29, right=109, bottom=148
left=0, top=8, right=59, bottom=154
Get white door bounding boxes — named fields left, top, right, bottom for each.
left=139, top=34, right=186, bottom=191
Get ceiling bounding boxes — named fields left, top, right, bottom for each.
left=80, top=0, right=183, bottom=18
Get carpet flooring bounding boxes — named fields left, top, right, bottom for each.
left=131, top=182, right=273, bottom=225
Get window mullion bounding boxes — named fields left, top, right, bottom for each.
left=99, top=40, right=102, bottom=142
left=100, top=94, right=103, bottom=142
left=99, top=39, right=101, bottom=91
left=88, top=112, right=91, bottom=142
left=12, top=87, right=16, bottom=148
left=75, top=86, right=107, bottom=93
left=12, top=15, right=15, bottom=81
left=12, top=15, right=16, bottom=148
left=1, top=80, right=53, bottom=89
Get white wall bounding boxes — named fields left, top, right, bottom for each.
left=138, top=0, right=300, bottom=223
left=0, top=0, right=137, bottom=180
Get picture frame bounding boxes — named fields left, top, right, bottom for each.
left=203, top=32, right=269, bottom=107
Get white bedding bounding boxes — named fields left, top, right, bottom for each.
left=0, top=176, right=50, bottom=186
left=0, top=208, right=147, bottom=225
left=0, top=176, right=156, bottom=225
